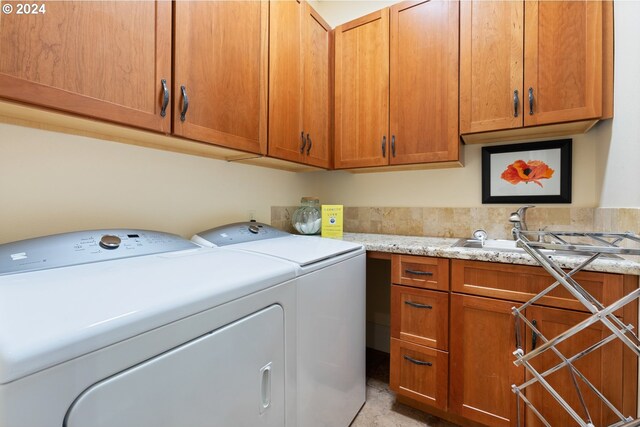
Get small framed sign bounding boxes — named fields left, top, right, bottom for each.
left=482, top=139, right=572, bottom=204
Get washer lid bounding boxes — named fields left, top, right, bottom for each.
left=0, top=247, right=295, bottom=384
left=227, top=235, right=364, bottom=267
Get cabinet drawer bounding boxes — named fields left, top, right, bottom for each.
left=451, top=259, right=624, bottom=313
left=392, top=255, right=449, bottom=291
left=390, top=338, right=448, bottom=410
left=391, top=285, right=448, bottom=351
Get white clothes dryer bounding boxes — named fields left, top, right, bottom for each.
left=0, top=229, right=298, bottom=427
left=193, top=222, right=366, bottom=427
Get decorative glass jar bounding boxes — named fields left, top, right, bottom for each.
left=292, top=197, right=321, bottom=235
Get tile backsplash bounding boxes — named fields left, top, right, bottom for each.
left=271, top=206, right=640, bottom=240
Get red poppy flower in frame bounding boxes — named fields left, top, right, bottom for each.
left=501, top=159, right=555, bottom=188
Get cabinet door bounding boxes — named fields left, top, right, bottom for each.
left=450, top=294, right=524, bottom=427
left=334, top=10, right=389, bottom=169
left=524, top=305, right=623, bottom=427
left=460, top=0, right=523, bottom=134
left=390, top=0, right=459, bottom=164
left=524, top=0, right=602, bottom=126
left=268, top=0, right=303, bottom=163
left=0, top=1, right=171, bottom=133
left=174, top=1, right=268, bottom=154
left=301, top=3, right=332, bottom=168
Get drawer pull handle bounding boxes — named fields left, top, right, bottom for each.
left=405, top=301, right=432, bottom=309
left=531, top=319, right=538, bottom=350
left=513, top=89, right=519, bottom=117
left=405, top=269, right=433, bottom=276
left=403, top=355, right=432, bottom=366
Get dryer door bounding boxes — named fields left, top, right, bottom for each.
left=65, top=305, right=284, bottom=427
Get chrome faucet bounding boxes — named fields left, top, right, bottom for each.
left=509, top=205, right=535, bottom=238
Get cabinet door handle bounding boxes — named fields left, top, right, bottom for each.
left=405, top=269, right=433, bottom=276
left=531, top=319, right=538, bottom=350
left=382, top=136, right=387, bottom=157
left=404, top=301, right=433, bottom=309
left=180, top=85, right=189, bottom=122
left=300, top=131, right=306, bottom=153
left=160, top=79, right=169, bottom=118
left=306, top=134, right=312, bottom=155
left=403, top=355, right=432, bottom=366
left=391, top=135, right=396, bottom=157
left=513, top=89, right=519, bottom=117
left=528, top=87, right=534, bottom=115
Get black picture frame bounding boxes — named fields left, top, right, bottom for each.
left=482, top=139, right=572, bottom=204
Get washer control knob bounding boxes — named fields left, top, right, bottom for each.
left=248, top=225, right=260, bottom=234
left=99, top=235, right=121, bottom=250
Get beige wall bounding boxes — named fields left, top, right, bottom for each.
left=0, top=123, right=321, bottom=244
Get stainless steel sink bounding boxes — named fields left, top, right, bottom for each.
left=453, top=238, right=521, bottom=251
left=451, top=238, right=621, bottom=259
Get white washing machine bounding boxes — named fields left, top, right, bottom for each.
left=193, top=222, right=366, bottom=427
left=0, top=229, right=299, bottom=427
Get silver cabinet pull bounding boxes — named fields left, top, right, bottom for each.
left=513, top=89, right=519, bottom=117
left=382, top=135, right=387, bottom=157
left=404, top=301, right=432, bottom=309
left=403, top=355, right=432, bottom=366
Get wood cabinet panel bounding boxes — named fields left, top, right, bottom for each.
left=450, top=294, right=524, bottom=427
left=460, top=0, right=523, bottom=133
left=269, top=0, right=331, bottom=168
left=0, top=1, right=171, bottom=132
left=390, top=338, right=448, bottom=410
left=334, top=10, right=389, bottom=169
left=390, top=0, right=460, bottom=165
left=268, top=0, right=303, bottom=163
left=524, top=0, right=602, bottom=126
left=525, top=305, right=623, bottom=427
left=451, top=259, right=624, bottom=313
left=390, top=0, right=458, bottom=164
left=301, top=3, right=332, bottom=168
left=391, top=285, right=448, bottom=351
left=174, top=0, right=267, bottom=154
left=392, top=255, right=449, bottom=291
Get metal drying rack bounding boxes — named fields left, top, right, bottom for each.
left=510, top=228, right=640, bottom=427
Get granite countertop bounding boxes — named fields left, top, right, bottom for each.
left=342, top=232, right=640, bottom=276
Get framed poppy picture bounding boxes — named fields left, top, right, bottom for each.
left=482, top=139, right=572, bottom=204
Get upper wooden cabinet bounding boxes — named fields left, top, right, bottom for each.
left=269, top=0, right=332, bottom=168
left=173, top=1, right=268, bottom=154
left=0, top=1, right=172, bottom=133
left=335, top=1, right=459, bottom=170
left=389, top=0, right=459, bottom=165
left=334, top=10, right=389, bottom=169
left=460, top=0, right=606, bottom=137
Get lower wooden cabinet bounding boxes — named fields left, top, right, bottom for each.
left=386, top=256, right=638, bottom=427
left=390, top=338, right=448, bottom=410
left=449, top=294, right=524, bottom=427
left=525, top=305, right=624, bottom=427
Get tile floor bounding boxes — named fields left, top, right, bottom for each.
left=350, top=349, right=459, bottom=427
